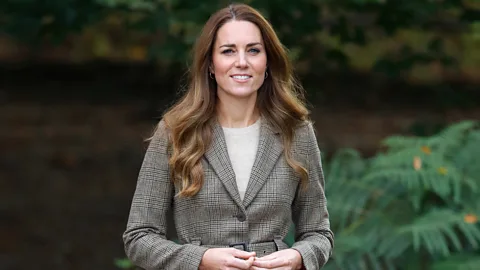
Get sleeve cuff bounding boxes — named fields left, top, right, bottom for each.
left=182, top=244, right=210, bottom=268
left=291, top=239, right=330, bottom=270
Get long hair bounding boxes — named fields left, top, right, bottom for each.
left=159, top=3, right=310, bottom=197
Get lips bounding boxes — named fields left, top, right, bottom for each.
left=230, top=74, right=252, bottom=83
left=231, top=75, right=252, bottom=79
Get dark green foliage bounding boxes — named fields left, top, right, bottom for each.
left=1, top=0, right=477, bottom=77
left=323, top=120, right=480, bottom=269
left=0, top=0, right=106, bottom=45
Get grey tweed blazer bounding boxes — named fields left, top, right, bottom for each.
left=123, top=119, right=334, bottom=270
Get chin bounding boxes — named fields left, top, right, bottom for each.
left=220, top=86, right=256, bottom=98
left=229, top=90, right=257, bottom=99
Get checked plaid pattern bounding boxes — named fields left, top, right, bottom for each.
left=123, top=119, right=334, bottom=269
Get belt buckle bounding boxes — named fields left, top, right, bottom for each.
left=229, top=242, right=248, bottom=251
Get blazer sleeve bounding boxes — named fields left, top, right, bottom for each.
left=122, top=121, right=208, bottom=269
left=291, top=122, right=334, bottom=270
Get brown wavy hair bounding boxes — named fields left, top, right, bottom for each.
left=158, top=3, right=310, bottom=197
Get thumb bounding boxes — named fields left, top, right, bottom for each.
left=231, top=248, right=256, bottom=259
left=245, top=256, right=255, bottom=266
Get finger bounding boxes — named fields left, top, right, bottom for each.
left=252, top=258, right=286, bottom=268
left=250, top=267, right=268, bottom=270
left=231, top=248, right=256, bottom=259
left=245, top=256, right=255, bottom=267
left=228, top=257, right=256, bottom=270
left=254, top=253, right=277, bottom=261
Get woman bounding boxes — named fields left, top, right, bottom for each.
left=123, top=3, right=334, bottom=270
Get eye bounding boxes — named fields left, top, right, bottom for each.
left=249, top=48, right=261, bottom=54
left=221, top=49, right=234, bottom=54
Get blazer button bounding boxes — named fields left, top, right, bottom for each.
left=236, top=213, right=246, bottom=222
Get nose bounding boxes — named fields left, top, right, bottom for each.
left=235, top=52, right=248, bottom=68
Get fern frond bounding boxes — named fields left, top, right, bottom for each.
left=380, top=120, right=478, bottom=157
left=381, top=135, right=429, bottom=151
left=432, top=254, right=480, bottom=270
left=324, top=148, right=373, bottom=230
left=434, top=120, right=477, bottom=140
left=369, top=149, right=438, bottom=170
left=327, top=191, right=370, bottom=230
left=462, top=192, right=480, bottom=214
left=326, top=173, right=407, bottom=232
left=362, top=167, right=466, bottom=208
left=450, top=130, right=480, bottom=177
left=369, top=150, right=448, bottom=171
left=375, top=228, right=413, bottom=259
left=323, top=121, right=480, bottom=270
left=325, top=148, right=366, bottom=182
left=429, top=120, right=478, bottom=155
left=325, top=232, right=396, bottom=270
left=395, top=210, right=480, bottom=257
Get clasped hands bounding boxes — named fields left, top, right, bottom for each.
left=199, top=247, right=303, bottom=270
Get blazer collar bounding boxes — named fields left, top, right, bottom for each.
left=204, top=117, right=283, bottom=208
left=242, top=119, right=283, bottom=207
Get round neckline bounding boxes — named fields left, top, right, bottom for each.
left=222, top=117, right=261, bottom=134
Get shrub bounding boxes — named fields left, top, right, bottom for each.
left=324, top=120, right=480, bottom=270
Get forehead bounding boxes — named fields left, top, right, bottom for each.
left=215, top=20, right=263, bottom=45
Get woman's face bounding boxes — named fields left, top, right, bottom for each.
left=211, top=20, right=268, bottom=100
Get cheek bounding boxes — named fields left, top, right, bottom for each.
left=253, top=58, right=267, bottom=74
left=212, top=57, right=232, bottom=75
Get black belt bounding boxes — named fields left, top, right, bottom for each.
left=200, top=236, right=288, bottom=257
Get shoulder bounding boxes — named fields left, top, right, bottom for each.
left=290, top=120, right=318, bottom=156
left=148, top=119, right=171, bottom=148
left=155, top=119, right=170, bottom=137
left=294, top=120, right=316, bottom=142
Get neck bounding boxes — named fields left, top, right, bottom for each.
left=216, top=92, right=260, bottom=128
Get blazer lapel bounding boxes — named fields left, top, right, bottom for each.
left=242, top=120, right=283, bottom=207
left=204, top=120, right=244, bottom=208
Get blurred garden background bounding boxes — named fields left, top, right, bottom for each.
left=1, top=0, right=479, bottom=269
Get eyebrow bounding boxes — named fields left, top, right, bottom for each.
left=219, top=42, right=263, bottom=48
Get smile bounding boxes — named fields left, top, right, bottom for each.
left=231, top=75, right=252, bottom=82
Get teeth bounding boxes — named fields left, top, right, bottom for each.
left=232, top=75, right=250, bottom=79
